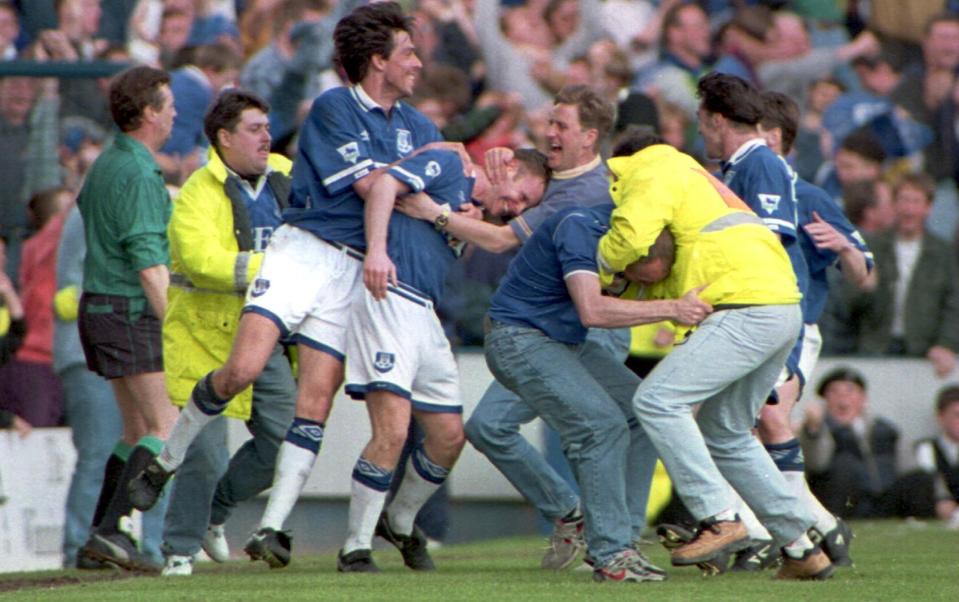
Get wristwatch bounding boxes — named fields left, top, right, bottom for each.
left=434, top=207, right=451, bottom=231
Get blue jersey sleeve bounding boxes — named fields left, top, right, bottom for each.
left=298, top=91, right=377, bottom=197
left=388, top=150, right=470, bottom=209
left=552, top=213, right=602, bottom=278
left=733, top=153, right=799, bottom=242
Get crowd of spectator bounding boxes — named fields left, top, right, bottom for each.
left=2, top=0, right=959, bottom=563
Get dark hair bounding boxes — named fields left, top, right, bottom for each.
left=333, top=1, right=414, bottom=84
left=643, top=228, right=675, bottom=264
left=697, top=72, right=765, bottom=127
left=839, top=127, right=886, bottom=164
left=108, top=65, right=171, bottom=132
left=816, top=367, right=867, bottom=397
left=192, top=42, right=242, bottom=73
left=760, top=90, right=800, bottom=154
left=28, top=187, right=70, bottom=229
left=611, top=125, right=665, bottom=157
left=894, top=171, right=936, bottom=203
left=513, top=148, right=551, bottom=183
left=936, top=385, right=959, bottom=413
left=841, top=180, right=879, bottom=227
left=553, top=85, right=615, bottom=148
left=204, top=89, right=271, bottom=150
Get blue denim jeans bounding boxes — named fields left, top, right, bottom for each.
left=162, top=345, right=296, bottom=556
left=60, top=364, right=168, bottom=566
left=633, top=304, right=814, bottom=544
left=485, top=323, right=655, bottom=565
left=465, top=328, right=630, bottom=522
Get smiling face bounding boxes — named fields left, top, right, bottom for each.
left=485, top=167, right=547, bottom=218
left=381, top=29, right=422, bottom=101
left=544, top=103, right=595, bottom=172
left=219, top=108, right=272, bottom=177
left=823, top=380, right=867, bottom=425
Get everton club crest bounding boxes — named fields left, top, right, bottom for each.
left=374, top=351, right=396, bottom=373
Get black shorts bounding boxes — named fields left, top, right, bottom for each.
left=78, top=293, right=164, bottom=379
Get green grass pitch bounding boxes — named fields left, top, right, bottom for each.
left=2, top=520, right=957, bottom=601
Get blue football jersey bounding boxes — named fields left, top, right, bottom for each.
left=382, top=150, right=473, bottom=303
left=489, top=204, right=613, bottom=344
left=796, top=178, right=874, bottom=323
left=283, top=86, right=441, bottom=250
left=722, top=139, right=809, bottom=314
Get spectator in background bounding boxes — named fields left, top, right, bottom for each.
left=0, top=76, right=40, bottom=279
left=238, top=0, right=287, bottom=59
left=0, top=187, right=71, bottom=430
left=792, top=76, right=844, bottom=183
left=840, top=172, right=959, bottom=375
left=890, top=12, right=959, bottom=129
left=155, top=3, right=195, bottom=68
left=914, top=385, right=959, bottom=528
left=800, top=368, right=900, bottom=519
left=841, top=179, right=896, bottom=235
left=0, top=2, right=21, bottom=59
left=816, top=127, right=887, bottom=202
left=158, top=41, right=240, bottom=184
left=0, top=234, right=29, bottom=437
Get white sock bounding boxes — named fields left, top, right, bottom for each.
left=782, top=470, right=838, bottom=535
left=259, top=442, right=317, bottom=531
left=343, top=478, right=389, bottom=554
left=157, top=401, right=218, bottom=471
left=730, top=489, right=772, bottom=541
left=386, top=453, right=447, bottom=536
left=783, top=533, right=814, bottom=559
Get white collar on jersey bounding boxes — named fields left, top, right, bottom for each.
left=727, top=137, right=767, bottom=166
left=351, top=83, right=402, bottom=113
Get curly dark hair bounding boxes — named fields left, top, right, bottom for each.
left=696, top=72, right=764, bottom=127
left=333, top=2, right=415, bottom=84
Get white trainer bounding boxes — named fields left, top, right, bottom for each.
left=162, top=554, right=194, bottom=576
left=202, top=524, right=230, bottom=563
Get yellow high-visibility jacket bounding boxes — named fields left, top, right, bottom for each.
left=598, top=144, right=800, bottom=312
left=163, top=149, right=292, bottom=419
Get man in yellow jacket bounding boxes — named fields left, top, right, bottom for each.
left=596, top=129, right=832, bottom=580
left=154, top=90, right=296, bottom=576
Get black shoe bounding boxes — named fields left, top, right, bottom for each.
left=244, top=527, right=292, bottom=569
left=811, top=519, right=854, bottom=567
left=730, top=539, right=781, bottom=572
left=75, top=554, right=112, bottom=570
left=128, top=460, right=174, bottom=512
left=80, top=532, right=161, bottom=573
left=655, top=523, right=696, bottom=551
left=337, top=548, right=381, bottom=573
left=375, top=514, right=435, bottom=571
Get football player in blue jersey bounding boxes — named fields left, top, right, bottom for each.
left=486, top=201, right=711, bottom=583
left=750, top=90, right=874, bottom=568
left=337, top=147, right=550, bottom=572
left=694, top=72, right=813, bottom=568
left=127, top=2, right=466, bottom=569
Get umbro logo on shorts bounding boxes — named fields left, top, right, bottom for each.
left=373, top=351, right=395, bottom=373
left=251, top=278, right=270, bottom=297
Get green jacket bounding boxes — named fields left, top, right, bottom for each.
left=848, top=229, right=959, bottom=356
left=163, top=149, right=292, bottom=419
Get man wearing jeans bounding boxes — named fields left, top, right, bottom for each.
left=596, top=130, right=832, bottom=580
left=485, top=202, right=710, bottom=582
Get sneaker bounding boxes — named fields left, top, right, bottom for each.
left=75, top=554, right=112, bottom=570
left=630, top=542, right=668, bottom=577
left=202, top=524, right=230, bottom=563
left=541, top=515, right=586, bottom=570
left=161, top=554, right=194, bottom=577
left=244, top=527, right=292, bottom=569
left=128, top=460, right=174, bottom=512
left=655, top=523, right=696, bottom=551
left=337, top=548, right=381, bottom=573
left=696, top=550, right=731, bottom=576
left=375, top=514, right=435, bottom=571
left=80, top=532, right=162, bottom=573
left=593, top=549, right=668, bottom=583
left=730, top=539, right=781, bottom=572
left=776, top=545, right=833, bottom=580
left=812, top=519, right=854, bottom=567
left=670, top=516, right=749, bottom=566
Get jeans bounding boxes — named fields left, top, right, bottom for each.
left=60, top=364, right=168, bottom=566
left=633, top=304, right=814, bottom=544
left=162, top=346, right=296, bottom=556
left=466, top=328, right=630, bottom=522
left=485, top=323, right=656, bottom=566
